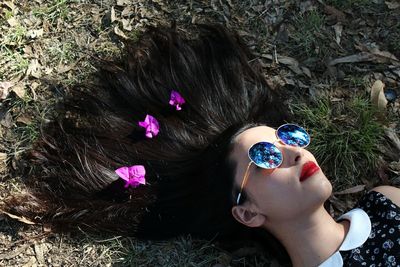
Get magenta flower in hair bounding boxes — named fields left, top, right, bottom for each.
left=115, top=165, right=146, bottom=188
left=138, top=114, right=159, bottom=138
left=169, top=90, right=185, bottom=110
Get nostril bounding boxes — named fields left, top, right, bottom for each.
left=295, top=155, right=301, bottom=162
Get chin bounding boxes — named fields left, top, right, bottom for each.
left=319, top=175, right=333, bottom=200
left=310, top=173, right=333, bottom=202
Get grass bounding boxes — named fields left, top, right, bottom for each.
left=325, top=0, right=375, bottom=9
left=47, top=41, right=80, bottom=65
left=289, top=9, right=329, bottom=59
left=13, top=121, right=39, bottom=149
left=0, top=16, right=29, bottom=79
left=291, top=94, right=386, bottom=190
left=3, top=24, right=27, bottom=46
left=116, top=236, right=223, bottom=266
left=32, top=0, right=73, bottom=22
left=0, top=48, right=29, bottom=79
left=5, top=92, right=53, bottom=158
left=4, top=10, right=14, bottom=20
left=343, top=75, right=369, bottom=90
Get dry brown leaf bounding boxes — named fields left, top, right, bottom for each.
left=4, top=1, right=16, bottom=11
left=0, top=112, right=13, bottom=128
left=26, top=28, right=43, bottom=39
left=11, top=84, right=26, bottom=98
left=7, top=17, right=18, bottom=27
left=27, top=59, right=41, bottom=78
left=114, top=25, right=128, bottom=39
left=324, top=5, right=346, bottom=23
left=116, top=0, right=129, bottom=6
left=385, top=1, right=400, bottom=9
left=370, top=80, right=388, bottom=111
left=122, top=19, right=132, bottom=31
left=333, top=23, right=343, bottom=45
left=43, top=224, right=52, bottom=232
left=22, top=256, right=36, bottom=267
left=377, top=164, right=389, bottom=184
left=328, top=195, right=347, bottom=212
left=391, top=68, right=400, bottom=79
left=16, top=114, right=32, bottom=125
left=0, top=81, right=13, bottom=100
left=121, top=7, right=133, bottom=17
left=44, top=67, right=53, bottom=75
left=0, top=244, right=30, bottom=260
left=329, top=53, right=376, bottom=65
left=262, top=54, right=311, bottom=77
left=369, top=48, right=399, bottom=64
left=265, top=75, right=286, bottom=90
left=299, top=1, right=315, bottom=13
left=0, top=152, right=7, bottom=161
left=111, top=6, right=116, bottom=23
left=384, top=127, right=400, bottom=152
left=1, top=210, right=36, bottom=225
left=334, top=185, right=366, bottom=195
left=330, top=43, right=400, bottom=66
left=34, top=243, right=45, bottom=265
left=23, top=45, right=33, bottom=56
left=57, top=64, right=73, bottom=74
left=355, top=44, right=400, bottom=64
left=301, top=66, right=312, bottom=78
left=389, top=161, right=400, bottom=174
left=279, top=56, right=311, bottom=77
left=30, top=81, right=39, bottom=101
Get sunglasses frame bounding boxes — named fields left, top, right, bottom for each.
left=235, top=124, right=310, bottom=205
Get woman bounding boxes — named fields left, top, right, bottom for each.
left=230, top=124, right=400, bottom=266
left=2, top=23, right=399, bottom=266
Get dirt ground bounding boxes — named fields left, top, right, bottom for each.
left=1, top=0, right=400, bottom=266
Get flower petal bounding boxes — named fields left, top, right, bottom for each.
left=169, top=90, right=185, bottom=110
left=115, top=166, right=130, bottom=182
left=116, top=165, right=146, bottom=188
left=139, top=114, right=159, bottom=138
left=127, top=165, right=146, bottom=178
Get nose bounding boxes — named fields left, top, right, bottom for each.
left=279, top=145, right=303, bottom=167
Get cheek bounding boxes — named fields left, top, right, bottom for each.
left=249, top=170, right=298, bottom=202
left=248, top=170, right=332, bottom=218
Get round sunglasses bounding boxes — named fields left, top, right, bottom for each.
left=236, top=124, right=310, bottom=205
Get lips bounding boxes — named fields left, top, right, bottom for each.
left=300, top=161, right=320, bottom=182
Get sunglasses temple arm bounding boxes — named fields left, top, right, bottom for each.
left=236, top=162, right=252, bottom=205
left=236, top=193, right=242, bottom=206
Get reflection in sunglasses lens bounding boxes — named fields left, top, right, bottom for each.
left=277, top=124, right=310, bottom=147
left=249, top=142, right=282, bottom=169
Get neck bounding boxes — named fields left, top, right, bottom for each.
left=267, top=206, right=350, bottom=267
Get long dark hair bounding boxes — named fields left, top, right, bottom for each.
left=2, top=24, right=290, bottom=244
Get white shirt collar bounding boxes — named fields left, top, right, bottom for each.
left=318, top=208, right=372, bottom=267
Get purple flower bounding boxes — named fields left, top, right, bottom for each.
left=115, top=165, right=146, bottom=188
left=138, top=114, right=159, bottom=138
left=169, top=90, right=185, bottom=110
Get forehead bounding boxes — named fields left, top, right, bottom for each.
left=230, top=126, right=276, bottom=182
left=233, top=126, right=276, bottom=153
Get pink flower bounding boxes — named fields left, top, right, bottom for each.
left=138, top=114, right=159, bottom=138
left=115, top=165, right=146, bottom=188
left=169, top=90, right=185, bottom=110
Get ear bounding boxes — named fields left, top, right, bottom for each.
left=231, top=205, right=266, bottom=228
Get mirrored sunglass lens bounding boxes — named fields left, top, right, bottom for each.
left=249, top=142, right=282, bottom=169
left=277, top=124, right=310, bottom=147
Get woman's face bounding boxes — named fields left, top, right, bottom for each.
left=230, top=125, right=332, bottom=224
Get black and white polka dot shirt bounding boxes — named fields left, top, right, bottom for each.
left=340, top=191, right=400, bottom=266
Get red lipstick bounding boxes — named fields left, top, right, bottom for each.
left=300, top=161, right=320, bottom=182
